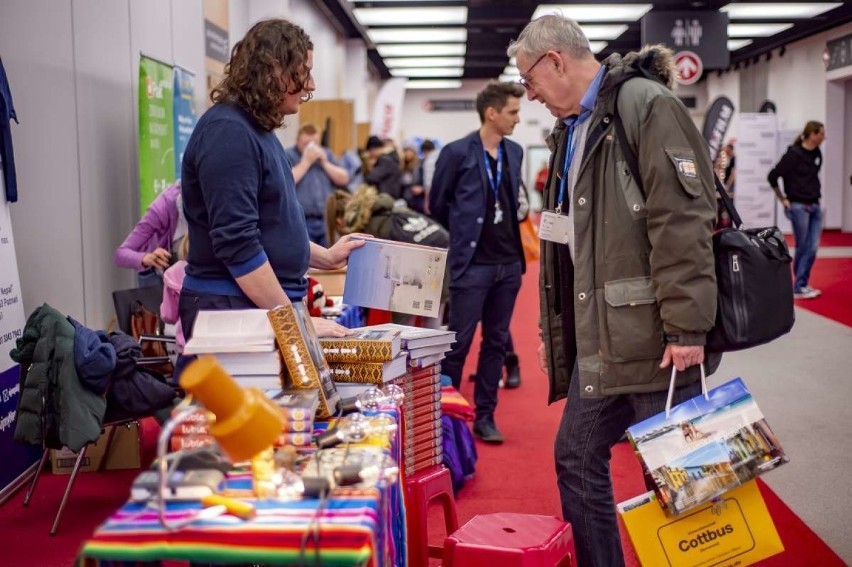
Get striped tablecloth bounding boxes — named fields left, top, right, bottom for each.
left=78, top=409, right=407, bottom=567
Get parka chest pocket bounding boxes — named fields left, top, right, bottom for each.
left=664, top=148, right=704, bottom=198
left=616, top=159, right=647, bottom=219
left=603, top=276, right=664, bottom=362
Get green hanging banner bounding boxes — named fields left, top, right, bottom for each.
left=138, top=55, right=175, bottom=214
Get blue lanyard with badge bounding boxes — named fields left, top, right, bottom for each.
left=484, top=144, right=504, bottom=224
left=539, top=125, right=578, bottom=244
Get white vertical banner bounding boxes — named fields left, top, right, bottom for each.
left=369, top=78, right=408, bottom=141
left=734, top=113, right=778, bottom=228
left=0, top=160, right=38, bottom=497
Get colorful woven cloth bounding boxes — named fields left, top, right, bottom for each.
left=78, top=408, right=407, bottom=567
left=440, top=386, right=475, bottom=421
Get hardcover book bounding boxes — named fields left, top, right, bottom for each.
left=343, top=237, right=448, bottom=318
left=409, top=352, right=446, bottom=368
left=328, top=353, right=409, bottom=384
left=320, top=328, right=403, bottom=363
left=184, top=309, right=276, bottom=354
left=266, top=389, right=321, bottom=422
left=408, top=343, right=452, bottom=360
left=367, top=323, right=456, bottom=350
left=267, top=303, right=339, bottom=419
left=626, top=378, right=787, bottom=516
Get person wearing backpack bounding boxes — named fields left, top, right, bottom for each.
left=510, top=15, right=719, bottom=566
left=768, top=121, right=826, bottom=299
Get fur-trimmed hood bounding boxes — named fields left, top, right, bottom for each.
left=601, top=43, right=678, bottom=93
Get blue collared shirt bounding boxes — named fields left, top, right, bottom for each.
left=562, top=64, right=606, bottom=128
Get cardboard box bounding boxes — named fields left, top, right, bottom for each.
left=343, top=237, right=447, bottom=318
left=50, top=422, right=141, bottom=474
left=309, top=267, right=347, bottom=297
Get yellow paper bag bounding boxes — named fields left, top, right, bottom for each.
left=618, top=481, right=784, bottom=567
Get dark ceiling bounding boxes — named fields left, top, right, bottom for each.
left=314, top=1, right=852, bottom=82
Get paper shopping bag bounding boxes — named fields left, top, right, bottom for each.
left=618, top=481, right=784, bottom=567
left=627, top=377, right=788, bottom=515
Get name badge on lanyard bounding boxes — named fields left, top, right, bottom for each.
left=539, top=125, right=578, bottom=244
left=484, top=144, right=504, bottom=224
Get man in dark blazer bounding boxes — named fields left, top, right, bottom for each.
left=429, top=81, right=526, bottom=444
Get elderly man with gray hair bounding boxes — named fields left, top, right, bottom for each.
left=509, top=14, right=720, bottom=566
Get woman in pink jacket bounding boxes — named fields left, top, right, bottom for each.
left=114, top=182, right=185, bottom=287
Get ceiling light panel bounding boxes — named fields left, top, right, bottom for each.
left=405, top=79, right=462, bottom=90
left=728, top=23, right=793, bottom=37
left=390, top=67, right=464, bottom=77
left=377, top=44, right=466, bottom=57
left=367, top=28, right=467, bottom=44
left=499, top=74, right=521, bottom=82
left=580, top=25, right=628, bottom=40
left=589, top=41, right=607, bottom=54
left=720, top=3, right=841, bottom=20
left=727, top=39, right=754, bottom=51
left=353, top=7, right=467, bottom=26
left=532, top=4, right=653, bottom=22
left=384, top=57, right=465, bottom=68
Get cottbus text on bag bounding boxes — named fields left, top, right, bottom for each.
left=611, top=88, right=794, bottom=354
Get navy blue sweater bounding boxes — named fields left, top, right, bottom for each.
left=181, top=103, right=309, bottom=300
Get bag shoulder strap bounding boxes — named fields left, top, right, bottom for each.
left=611, top=79, right=743, bottom=229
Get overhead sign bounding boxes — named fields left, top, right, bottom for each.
left=642, top=11, right=729, bottom=69
left=826, top=33, right=852, bottom=72
left=674, top=51, right=703, bottom=85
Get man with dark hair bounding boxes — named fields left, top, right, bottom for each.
left=509, top=14, right=718, bottom=566
left=429, top=81, right=526, bottom=444
left=285, top=123, right=349, bottom=247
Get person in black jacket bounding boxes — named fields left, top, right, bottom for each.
left=768, top=121, right=825, bottom=299
left=363, top=136, right=403, bottom=199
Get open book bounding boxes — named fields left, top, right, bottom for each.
left=184, top=309, right=276, bottom=355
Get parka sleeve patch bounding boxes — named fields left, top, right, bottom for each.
left=664, top=148, right=703, bottom=198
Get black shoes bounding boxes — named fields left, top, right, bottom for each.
left=468, top=352, right=522, bottom=388
left=504, top=352, right=521, bottom=389
left=473, top=418, right=505, bottom=444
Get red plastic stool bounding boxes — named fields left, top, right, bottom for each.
left=404, top=465, right=459, bottom=567
left=443, top=513, right=574, bottom=567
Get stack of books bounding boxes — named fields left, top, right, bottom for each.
left=371, top=324, right=456, bottom=476
left=320, top=328, right=408, bottom=396
left=183, top=309, right=282, bottom=390
left=169, top=389, right=321, bottom=452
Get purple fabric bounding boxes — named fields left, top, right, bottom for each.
left=114, top=182, right=180, bottom=271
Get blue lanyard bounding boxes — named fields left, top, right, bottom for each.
left=556, top=125, right=578, bottom=213
left=483, top=143, right=504, bottom=200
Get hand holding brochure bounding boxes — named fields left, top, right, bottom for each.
left=343, top=237, right=447, bottom=318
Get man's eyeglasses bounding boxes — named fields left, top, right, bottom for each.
left=518, top=52, right=548, bottom=90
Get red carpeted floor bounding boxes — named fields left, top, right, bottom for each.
left=440, top=260, right=846, bottom=566
left=1, top=255, right=848, bottom=566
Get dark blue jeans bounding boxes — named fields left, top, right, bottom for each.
left=442, top=261, right=522, bottom=421
left=785, top=202, right=822, bottom=292
left=555, top=363, right=702, bottom=567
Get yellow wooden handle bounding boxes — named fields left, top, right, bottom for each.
left=201, top=494, right=256, bottom=520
